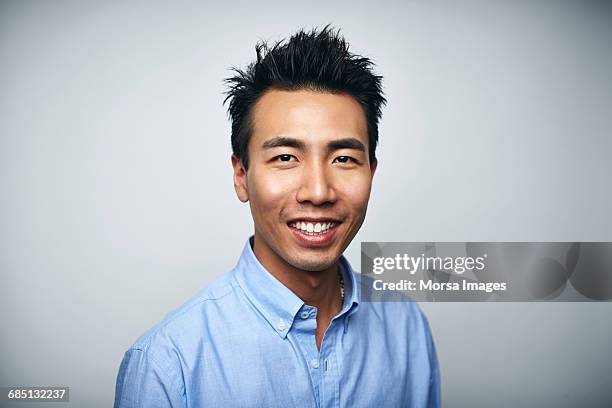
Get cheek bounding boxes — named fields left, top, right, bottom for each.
left=337, top=174, right=372, bottom=212
left=248, top=169, right=295, bottom=211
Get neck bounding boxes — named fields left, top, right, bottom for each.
left=252, top=234, right=343, bottom=317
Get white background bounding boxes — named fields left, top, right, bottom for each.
left=1, top=1, right=611, bottom=406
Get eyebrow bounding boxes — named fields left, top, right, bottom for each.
left=261, top=137, right=305, bottom=150
left=327, top=138, right=366, bottom=152
left=261, top=136, right=366, bottom=152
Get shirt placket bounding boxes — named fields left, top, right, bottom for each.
left=318, top=316, right=341, bottom=408
left=290, top=305, right=341, bottom=408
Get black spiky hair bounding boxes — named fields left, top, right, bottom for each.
left=223, top=24, right=387, bottom=170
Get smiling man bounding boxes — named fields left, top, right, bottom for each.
left=114, top=26, right=440, bottom=408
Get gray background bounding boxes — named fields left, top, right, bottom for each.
left=1, top=0, right=611, bottom=407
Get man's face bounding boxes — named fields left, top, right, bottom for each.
left=232, top=89, right=377, bottom=273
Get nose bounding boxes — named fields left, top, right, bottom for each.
left=295, top=161, right=337, bottom=205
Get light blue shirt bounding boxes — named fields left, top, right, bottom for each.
left=114, top=237, right=440, bottom=407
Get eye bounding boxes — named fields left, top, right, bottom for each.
left=275, top=154, right=296, bottom=162
left=333, top=156, right=354, bottom=164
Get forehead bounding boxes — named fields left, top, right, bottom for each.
left=250, top=89, right=368, bottom=146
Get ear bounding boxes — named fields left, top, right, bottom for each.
left=231, top=154, right=249, bottom=202
left=369, top=158, right=378, bottom=179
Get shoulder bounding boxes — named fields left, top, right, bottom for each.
left=115, top=272, right=243, bottom=405
left=127, top=269, right=240, bottom=359
left=353, top=270, right=433, bottom=336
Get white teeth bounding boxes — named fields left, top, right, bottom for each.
left=291, top=221, right=337, bottom=234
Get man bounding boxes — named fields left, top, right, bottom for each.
left=114, top=25, right=440, bottom=407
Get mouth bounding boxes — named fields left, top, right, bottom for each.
left=287, top=219, right=341, bottom=246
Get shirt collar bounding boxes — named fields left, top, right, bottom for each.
left=233, top=237, right=360, bottom=339
left=338, top=251, right=360, bottom=318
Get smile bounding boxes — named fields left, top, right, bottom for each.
left=287, top=220, right=341, bottom=245
left=288, top=221, right=337, bottom=234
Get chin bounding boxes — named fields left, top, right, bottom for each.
left=289, top=253, right=338, bottom=272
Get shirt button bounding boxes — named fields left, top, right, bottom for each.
left=300, top=311, right=310, bottom=319
left=310, top=359, right=319, bottom=369
left=277, top=320, right=287, bottom=331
